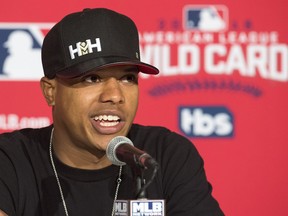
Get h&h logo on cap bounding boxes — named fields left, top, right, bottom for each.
left=69, top=38, right=102, bottom=60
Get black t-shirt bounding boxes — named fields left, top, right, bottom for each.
left=0, top=124, right=224, bottom=216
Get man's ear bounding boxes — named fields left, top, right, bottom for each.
left=40, top=77, right=56, bottom=106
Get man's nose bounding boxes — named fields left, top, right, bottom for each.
left=99, top=78, right=125, bottom=104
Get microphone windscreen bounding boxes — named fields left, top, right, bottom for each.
left=106, top=136, right=134, bottom=166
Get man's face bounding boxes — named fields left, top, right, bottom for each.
left=44, top=65, right=139, bottom=155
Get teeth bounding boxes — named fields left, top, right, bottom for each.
left=100, top=121, right=119, bottom=127
left=94, top=115, right=120, bottom=122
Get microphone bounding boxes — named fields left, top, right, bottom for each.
left=108, top=137, right=165, bottom=215
left=106, top=136, right=158, bottom=170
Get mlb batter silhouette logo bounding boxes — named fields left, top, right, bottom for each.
left=183, top=5, right=228, bottom=32
left=0, top=23, right=53, bottom=80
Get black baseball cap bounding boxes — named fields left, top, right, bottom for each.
left=41, top=8, right=159, bottom=79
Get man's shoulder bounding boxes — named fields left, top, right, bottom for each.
left=130, top=123, right=197, bottom=153
left=0, top=126, right=52, bottom=151
left=130, top=123, right=189, bottom=140
left=131, top=123, right=171, bottom=134
left=130, top=123, right=192, bottom=146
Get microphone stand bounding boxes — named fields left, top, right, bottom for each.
left=135, top=163, right=159, bottom=199
left=136, top=172, right=147, bottom=199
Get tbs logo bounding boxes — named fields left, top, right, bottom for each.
left=179, top=106, right=234, bottom=138
left=183, top=5, right=228, bottom=32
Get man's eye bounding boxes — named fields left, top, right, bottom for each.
left=84, top=75, right=101, bottom=83
left=122, top=74, right=138, bottom=84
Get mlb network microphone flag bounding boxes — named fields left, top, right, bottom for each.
left=115, top=200, right=165, bottom=216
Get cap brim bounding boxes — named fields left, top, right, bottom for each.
left=55, top=56, right=159, bottom=79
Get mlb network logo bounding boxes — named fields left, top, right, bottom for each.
left=0, top=22, right=53, bottom=80
left=179, top=106, right=234, bottom=138
left=130, top=200, right=165, bottom=216
left=114, top=200, right=165, bottom=216
left=183, top=5, right=229, bottom=32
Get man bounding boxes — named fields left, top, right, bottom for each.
left=0, top=8, right=224, bottom=216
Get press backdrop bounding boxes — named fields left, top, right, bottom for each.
left=0, top=0, right=287, bottom=215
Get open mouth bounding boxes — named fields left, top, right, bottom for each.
left=94, top=115, right=121, bottom=127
